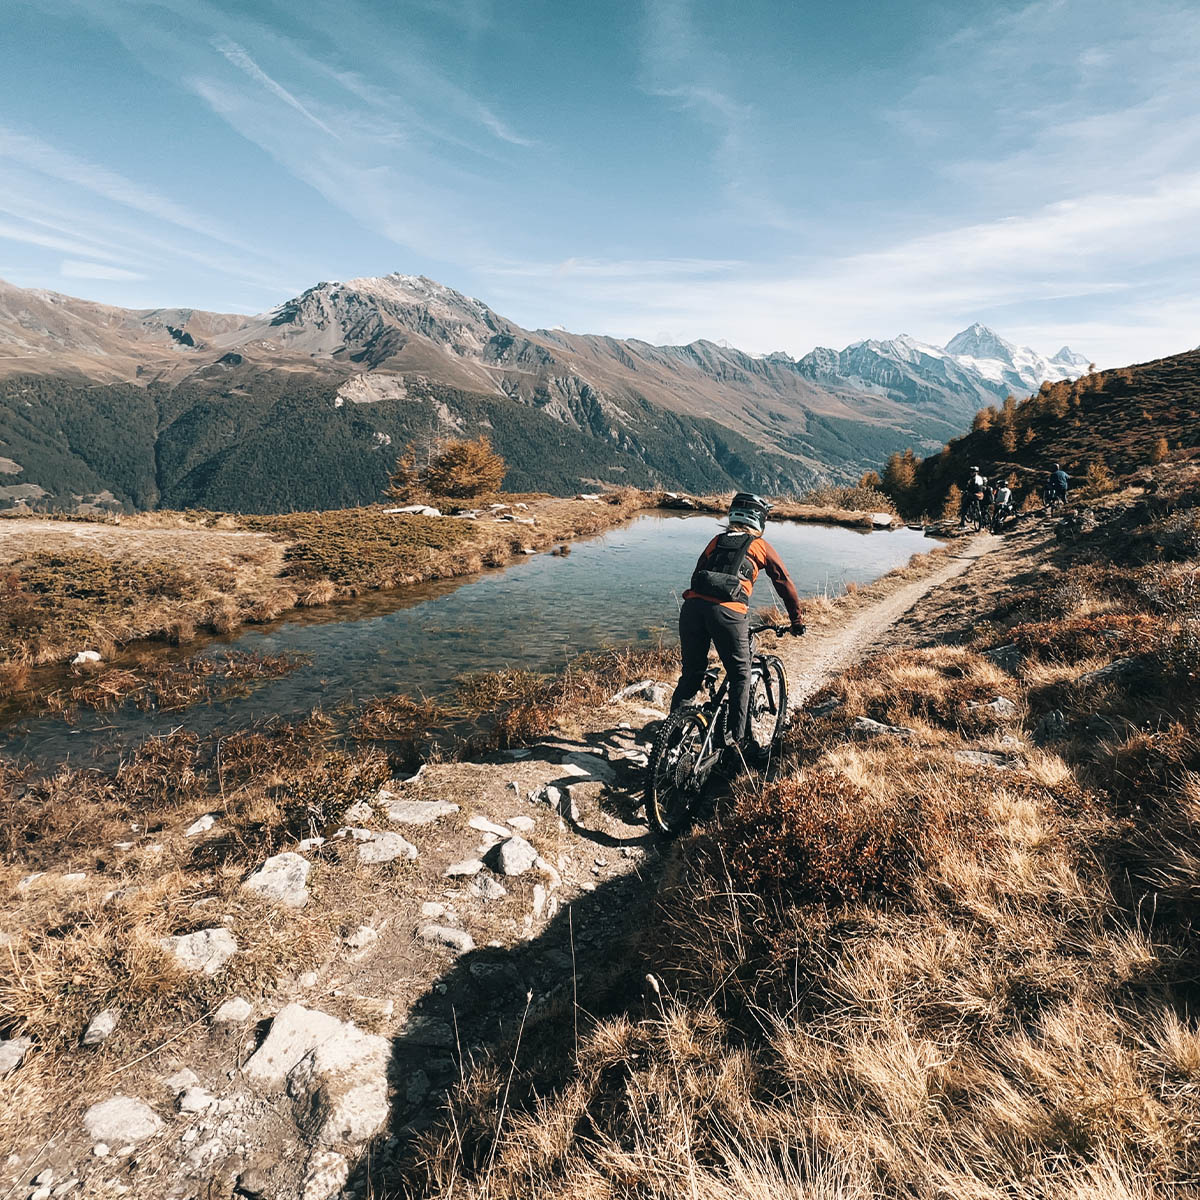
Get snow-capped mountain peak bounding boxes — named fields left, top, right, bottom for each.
left=944, top=324, right=1018, bottom=362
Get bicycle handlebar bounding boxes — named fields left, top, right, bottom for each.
left=750, top=622, right=805, bottom=637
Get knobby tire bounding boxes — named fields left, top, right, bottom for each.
left=645, top=705, right=711, bottom=837
left=747, top=655, right=788, bottom=753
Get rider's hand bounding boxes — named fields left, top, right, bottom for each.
left=790, top=622, right=806, bottom=637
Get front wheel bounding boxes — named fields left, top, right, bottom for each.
left=645, top=706, right=712, bottom=836
left=746, top=655, right=788, bottom=754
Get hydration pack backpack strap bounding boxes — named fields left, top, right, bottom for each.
left=690, top=532, right=755, bottom=602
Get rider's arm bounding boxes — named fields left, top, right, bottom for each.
left=759, top=540, right=803, bottom=624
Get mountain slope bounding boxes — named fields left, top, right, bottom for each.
left=0, top=274, right=1090, bottom=511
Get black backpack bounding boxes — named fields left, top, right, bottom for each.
left=690, top=532, right=755, bottom=602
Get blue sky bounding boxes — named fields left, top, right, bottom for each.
left=1, top=0, right=1198, bottom=366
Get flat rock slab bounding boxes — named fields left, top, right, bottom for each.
left=419, top=924, right=476, bottom=954
left=244, top=1004, right=389, bottom=1146
left=967, top=697, right=1020, bottom=719
left=955, top=749, right=1026, bottom=770
left=851, top=716, right=918, bottom=741
left=443, top=858, right=484, bottom=878
left=357, top=832, right=418, bottom=865
left=160, top=927, right=237, bottom=975
left=384, top=798, right=460, bottom=825
left=83, top=1096, right=163, bottom=1145
left=243, top=852, right=311, bottom=908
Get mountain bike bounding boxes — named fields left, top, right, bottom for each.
left=963, top=494, right=986, bottom=532
left=991, top=502, right=1015, bottom=534
left=1042, top=485, right=1068, bottom=516
left=645, top=623, right=795, bottom=836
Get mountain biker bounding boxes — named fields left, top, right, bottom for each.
left=1045, top=463, right=1070, bottom=506
left=991, top=481, right=1014, bottom=531
left=671, top=493, right=804, bottom=751
left=960, top=466, right=986, bottom=528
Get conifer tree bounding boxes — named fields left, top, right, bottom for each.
left=1152, top=436, right=1169, bottom=464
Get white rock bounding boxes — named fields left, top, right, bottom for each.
left=72, top=650, right=102, bottom=666
left=82, top=1097, right=163, bottom=1145
left=419, top=925, right=476, bottom=954
left=344, top=925, right=378, bottom=951
left=300, top=1151, right=349, bottom=1200
left=33, top=1169, right=53, bottom=1186
left=213, top=997, right=253, bottom=1024
left=871, top=512, right=895, bottom=528
left=535, top=856, right=563, bottom=889
left=160, top=927, right=237, bottom=975
left=163, top=1067, right=199, bottom=1095
left=177, top=1086, right=217, bottom=1114
left=53, top=1181, right=78, bottom=1196
left=469, top=876, right=508, bottom=902
left=357, top=832, right=418, bottom=865
left=17, top=873, right=44, bottom=891
left=243, top=852, right=311, bottom=908
left=491, top=835, right=538, bottom=877
left=532, top=883, right=548, bottom=921
left=82, top=1008, right=120, bottom=1047
left=343, top=800, right=374, bottom=824
left=468, top=815, right=512, bottom=838
left=92, top=1144, right=109, bottom=1158
left=506, top=815, right=536, bottom=833
left=297, top=837, right=325, bottom=852
left=31, top=1188, right=50, bottom=1200
left=336, top=826, right=374, bottom=842
left=0, top=1036, right=31, bottom=1077
left=299, top=971, right=319, bottom=988
left=443, top=858, right=484, bottom=878
left=421, top=901, right=446, bottom=918
left=383, top=798, right=459, bottom=825
left=968, top=696, right=1020, bottom=719
left=851, top=716, right=917, bottom=741
left=185, top=814, right=215, bottom=837
left=62, top=872, right=87, bottom=885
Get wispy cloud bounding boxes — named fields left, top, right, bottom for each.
left=61, top=259, right=147, bottom=281
left=213, top=37, right=339, bottom=139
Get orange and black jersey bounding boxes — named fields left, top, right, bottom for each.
left=683, top=533, right=803, bottom=622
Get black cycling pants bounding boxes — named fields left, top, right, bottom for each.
left=671, top=598, right=752, bottom=741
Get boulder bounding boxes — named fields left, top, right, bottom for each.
left=300, top=1151, right=349, bottom=1200
left=871, top=512, right=895, bottom=528
left=244, top=1005, right=352, bottom=1089
left=490, top=835, right=539, bottom=877
left=72, top=650, right=102, bottom=666
left=160, top=927, right=237, bottom=975
left=177, top=1086, right=217, bottom=1114
left=967, top=697, right=1020, bottom=720
left=82, top=1096, right=163, bottom=1144
left=82, top=1008, right=120, bottom=1047
left=419, top=925, right=476, bottom=954
left=356, top=832, right=418, bottom=865
left=469, top=876, right=508, bottom=902
left=1074, top=657, right=1145, bottom=688
left=243, top=852, right=311, bottom=908
left=342, top=800, right=374, bottom=824
left=383, top=798, right=459, bottom=825
left=983, top=644, right=1023, bottom=672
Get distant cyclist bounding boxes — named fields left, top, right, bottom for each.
left=960, top=466, right=986, bottom=528
left=991, top=481, right=1014, bottom=532
left=1044, top=463, right=1070, bottom=509
left=671, top=493, right=804, bottom=752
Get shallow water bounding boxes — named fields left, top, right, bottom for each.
left=3, top=512, right=928, bottom=766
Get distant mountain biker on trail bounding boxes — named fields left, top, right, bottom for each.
left=960, top=466, right=987, bottom=529
left=670, top=492, right=805, bottom=759
left=1044, top=463, right=1070, bottom=509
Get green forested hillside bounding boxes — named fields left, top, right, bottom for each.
left=0, top=369, right=811, bottom=513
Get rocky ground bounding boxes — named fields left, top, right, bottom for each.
left=1, top=525, right=1035, bottom=1200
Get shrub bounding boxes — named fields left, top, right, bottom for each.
left=718, top=772, right=920, bottom=904
left=423, top=437, right=507, bottom=498
left=1007, top=614, right=1160, bottom=663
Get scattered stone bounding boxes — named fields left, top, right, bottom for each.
left=357, top=832, right=418, bottom=865
left=420, top=901, right=446, bottom=918
left=344, top=925, right=378, bottom=951
left=401, top=1016, right=454, bottom=1047
left=92, top=1144, right=109, bottom=1158
left=243, top=852, right=311, bottom=909
left=300, top=1151, right=349, bottom=1200
left=33, top=1169, right=53, bottom=1186
left=851, top=716, right=917, bottom=741
left=52, top=1180, right=78, bottom=1196
left=503, top=748, right=531, bottom=760
left=160, top=927, right=237, bottom=975
left=506, top=814, right=536, bottom=833
left=954, top=749, right=1025, bottom=770
left=164, top=1068, right=200, bottom=1095
left=532, top=883, right=548, bottom=921
left=807, top=697, right=842, bottom=718
left=343, top=800, right=374, bottom=824
left=535, top=856, right=563, bottom=889
left=469, top=876, right=507, bottom=902
left=419, top=924, right=476, bottom=954
left=83, top=1097, right=163, bottom=1145
left=82, top=1008, right=120, bottom=1047
left=62, top=872, right=87, bottom=885
left=1074, top=656, right=1146, bottom=688
left=385, top=504, right=441, bottom=517
left=177, top=1086, right=217, bottom=1114
left=17, top=873, right=44, bottom=891
left=299, top=971, right=319, bottom=988
left=490, top=835, right=538, bottom=877
left=405, top=1070, right=430, bottom=1107
left=185, top=814, right=216, bottom=837
left=871, top=512, right=895, bottom=528
left=443, top=858, right=484, bottom=878
left=213, top=997, right=253, bottom=1024
left=383, top=798, right=459, bottom=825
left=297, top=837, right=325, bottom=852
left=72, top=650, right=102, bottom=666
left=983, top=644, right=1022, bottom=671
left=336, top=826, right=374, bottom=842
left=30, top=1188, right=50, bottom=1200
left=469, top=815, right=512, bottom=838
left=968, top=697, right=1020, bottom=720
left=1034, top=709, right=1068, bottom=742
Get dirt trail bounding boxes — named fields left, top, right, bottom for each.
left=777, top=532, right=1000, bottom=706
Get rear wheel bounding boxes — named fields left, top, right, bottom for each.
left=645, top=706, right=712, bottom=836
left=746, top=656, right=788, bottom=754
